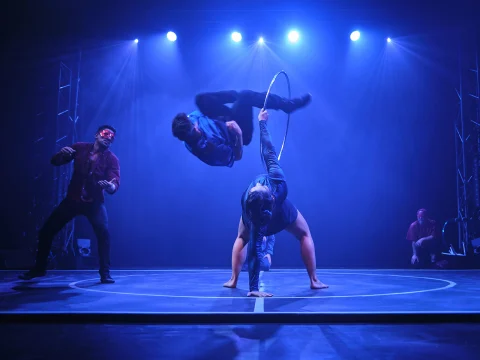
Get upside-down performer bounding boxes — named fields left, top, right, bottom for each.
left=223, top=109, right=328, bottom=297
left=171, top=90, right=311, bottom=167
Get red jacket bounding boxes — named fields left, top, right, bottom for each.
left=51, top=142, right=120, bottom=203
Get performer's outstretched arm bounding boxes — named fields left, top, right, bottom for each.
left=104, top=156, right=121, bottom=195
left=259, top=109, right=287, bottom=203
left=247, top=226, right=266, bottom=293
left=50, top=144, right=79, bottom=166
left=246, top=110, right=285, bottom=296
left=225, top=120, right=244, bottom=161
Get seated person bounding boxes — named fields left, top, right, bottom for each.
left=406, top=208, right=446, bottom=268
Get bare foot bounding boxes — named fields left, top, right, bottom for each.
left=311, top=279, right=328, bottom=290
left=247, top=291, right=273, bottom=297
left=223, top=278, right=238, bottom=288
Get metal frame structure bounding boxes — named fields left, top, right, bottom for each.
left=447, top=37, right=480, bottom=257
left=27, top=85, right=52, bottom=258
left=51, top=54, right=81, bottom=260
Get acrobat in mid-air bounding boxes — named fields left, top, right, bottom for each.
left=223, top=108, right=328, bottom=297
left=171, top=90, right=311, bottom=167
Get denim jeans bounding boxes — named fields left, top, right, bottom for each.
left=242, top=235, right=275, bottom=271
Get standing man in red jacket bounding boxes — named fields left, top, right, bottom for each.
left=19, top=125, right=121, bottom=283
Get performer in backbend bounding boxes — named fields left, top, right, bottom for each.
left=172, top=90, right=311, bottom=167
left=19, top=125, right=120, bottom=284
left=223, top=109, right=328, bottom=297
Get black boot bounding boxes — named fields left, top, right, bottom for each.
left=18, top=268, right=46, bottom=280
left=101, top=274, right=115, bottom=284
left=265, top=92, right=312, bottom=114
left=236, top=90, right=312, bottom=114
left=283, top=93, right=312, bottom=114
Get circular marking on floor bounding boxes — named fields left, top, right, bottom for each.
left=69, top=271, right=457, bottom=299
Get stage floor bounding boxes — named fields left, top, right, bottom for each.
left=0, top=268, right=479, bottom=319
left=1, top=269, right=480, bottom=359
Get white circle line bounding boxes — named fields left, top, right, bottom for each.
left=68, top=271, right=457, bottom=300
left=4, top=268, right=477, bottom=272
left=6, top=268, right=477, bottom=273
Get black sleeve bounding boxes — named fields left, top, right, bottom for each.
left=259, top=121, right=285, bottom=180
left=50, top=143, right=78, bottom=166
left=259, top=121, right=288, bottom=203
left=247, top=226, right=266, bottom=292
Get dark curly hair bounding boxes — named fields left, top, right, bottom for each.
left=245, top=188, right=275, bottom=227
left=97, top=125, right=116, bottom=134
left=172, top=113, right=193, bottom=141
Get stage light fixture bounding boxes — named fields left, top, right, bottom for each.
left=350, top=31, right=360, bottom=41
left=231, top=32, right=242, bottom=42
left=167, top=31, right=177, bottom=42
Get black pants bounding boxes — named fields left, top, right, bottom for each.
left=414, top=239, right=442, bottom=267
left=195, top=90, right=292, bottom=146
left=34, top=198, right=111, bottom=276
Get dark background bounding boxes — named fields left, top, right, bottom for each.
left=1, top=0, right=478, bottom=269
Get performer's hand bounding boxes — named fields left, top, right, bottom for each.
left=98, top=179, right=116, bottom=192
left=226, top=121, right=242, bottom=136
left=60, top=146, right=76, bottom=157
left=411, top=255, right=419, bottom=265
left=247, top=291, right=273, bottom=297
left=258, top=109, right=268, bottom=121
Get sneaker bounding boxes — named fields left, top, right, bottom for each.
left=100, top=274, right=115, bottom=284
left=18, top=269, right=46, bottom=280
